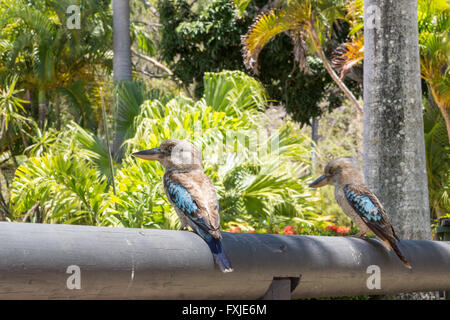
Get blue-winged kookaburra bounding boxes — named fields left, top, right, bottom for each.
left=309, top=157, right=411, bottom=269
left=133, top=139, right=233, bottom=273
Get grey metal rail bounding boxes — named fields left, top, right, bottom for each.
left=0, top=222, right=448, bottom=299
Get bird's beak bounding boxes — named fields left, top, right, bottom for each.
left=132, top=148, right=165, bottom=161
left=309, top=175, right=330, bottom=188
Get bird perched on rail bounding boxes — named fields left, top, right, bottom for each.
left=309, top=157, right=412, bottom=269
left=133, top=139, right=233, bottom=273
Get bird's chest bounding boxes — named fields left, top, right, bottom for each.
left=335, top=186, right=350, bottom=211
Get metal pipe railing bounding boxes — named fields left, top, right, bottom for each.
left=0, top=222, right=448, bottom=299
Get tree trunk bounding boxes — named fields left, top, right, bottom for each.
left=24, top=90, right=32, bottom=114
left=363, top=0, right=431, bottom=240
left=54, top=94, right=61, bottom=131
left=38, top=90, right=47, bottom=130
left=311, top=117, right=319, bottom=144
left=113, top=0, right=132, bottom=83
left=112, top=0, right=132, bottom=160
left=311, top=117, right=319, bottom=174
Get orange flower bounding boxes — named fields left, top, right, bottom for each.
left=337, top=226, right=351, bottom=235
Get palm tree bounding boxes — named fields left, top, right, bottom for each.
left=113, top=0, right=132, bottom=82
left=241, top=0, right=362, bottom=113
left=363, top=0, right=431, bottom=240
left=334, top=0, right=449, bottom=141
left=112, top=0, right=133, bottom=160
left=0, top=0, right=112, bottom=130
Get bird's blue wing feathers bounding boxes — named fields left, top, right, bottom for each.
left=164, top=177, right=211, bottom=235
left=165, top=177, right=198, bottom=215
left=344, top=185, right=383, bottom=222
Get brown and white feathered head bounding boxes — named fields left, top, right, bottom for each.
left=132, top=139, right=203, bottom=172
left=309, top=157, right=364, bottom=187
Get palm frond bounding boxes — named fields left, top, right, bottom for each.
left=332, top=37, right=364, bottom=79
left=12, top=6, right=56, bottom=38
left=203, top=70, right=267, bottom=116
left=230, top=0, right=252, bottom=18
left=68, top=122, right=114, bottom=183
left=11, top=154, right=108, bottom=225
left=242, top=9, right=299, bottom=73
left=114, top=80, right=147, bottom=140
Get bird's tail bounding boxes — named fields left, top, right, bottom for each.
left=386, top=238, right=412, bottom=270
left=370, top=224, right=412, bottom=270
left=206, top=237, right=233, bottom=273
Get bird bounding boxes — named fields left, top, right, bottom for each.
left=309, top=157, right=412, bottom=269
left=133, top=139, right=233, bottom=273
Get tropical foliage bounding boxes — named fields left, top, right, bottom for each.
left=158, top=0, right=360, bottom=126
left=0, top=0, right=113, bottom=131
left=418, top=0, right=450, bottom=140
left=157, top=0, right=250, bottom=97
left=240, top=0, right=363, bottom=113
left=0, top=0, right=447, bottom=239
left=9, top=71, right=331, bottom=232
left=423, top=97, right=450, bottom=219
left=0, top=76, right=31, bottom=157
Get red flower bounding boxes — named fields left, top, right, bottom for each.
left=229, top=227, right=241, bottom=233
left=325, top=224, right=350, bottom=235
left=283, top=225, right=297, bottom=235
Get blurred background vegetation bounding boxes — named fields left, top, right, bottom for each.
left=0, top=0, right=448, bottom=239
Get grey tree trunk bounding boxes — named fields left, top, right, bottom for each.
left=112, top=0, right=132, bottom=160
left=311, top=118, right=319, bottom=144
left=363, top=0, right=431, bottom=240
left=311, top=118, right=319, bottom=174
left=113, top=0, right=132, bottom=83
